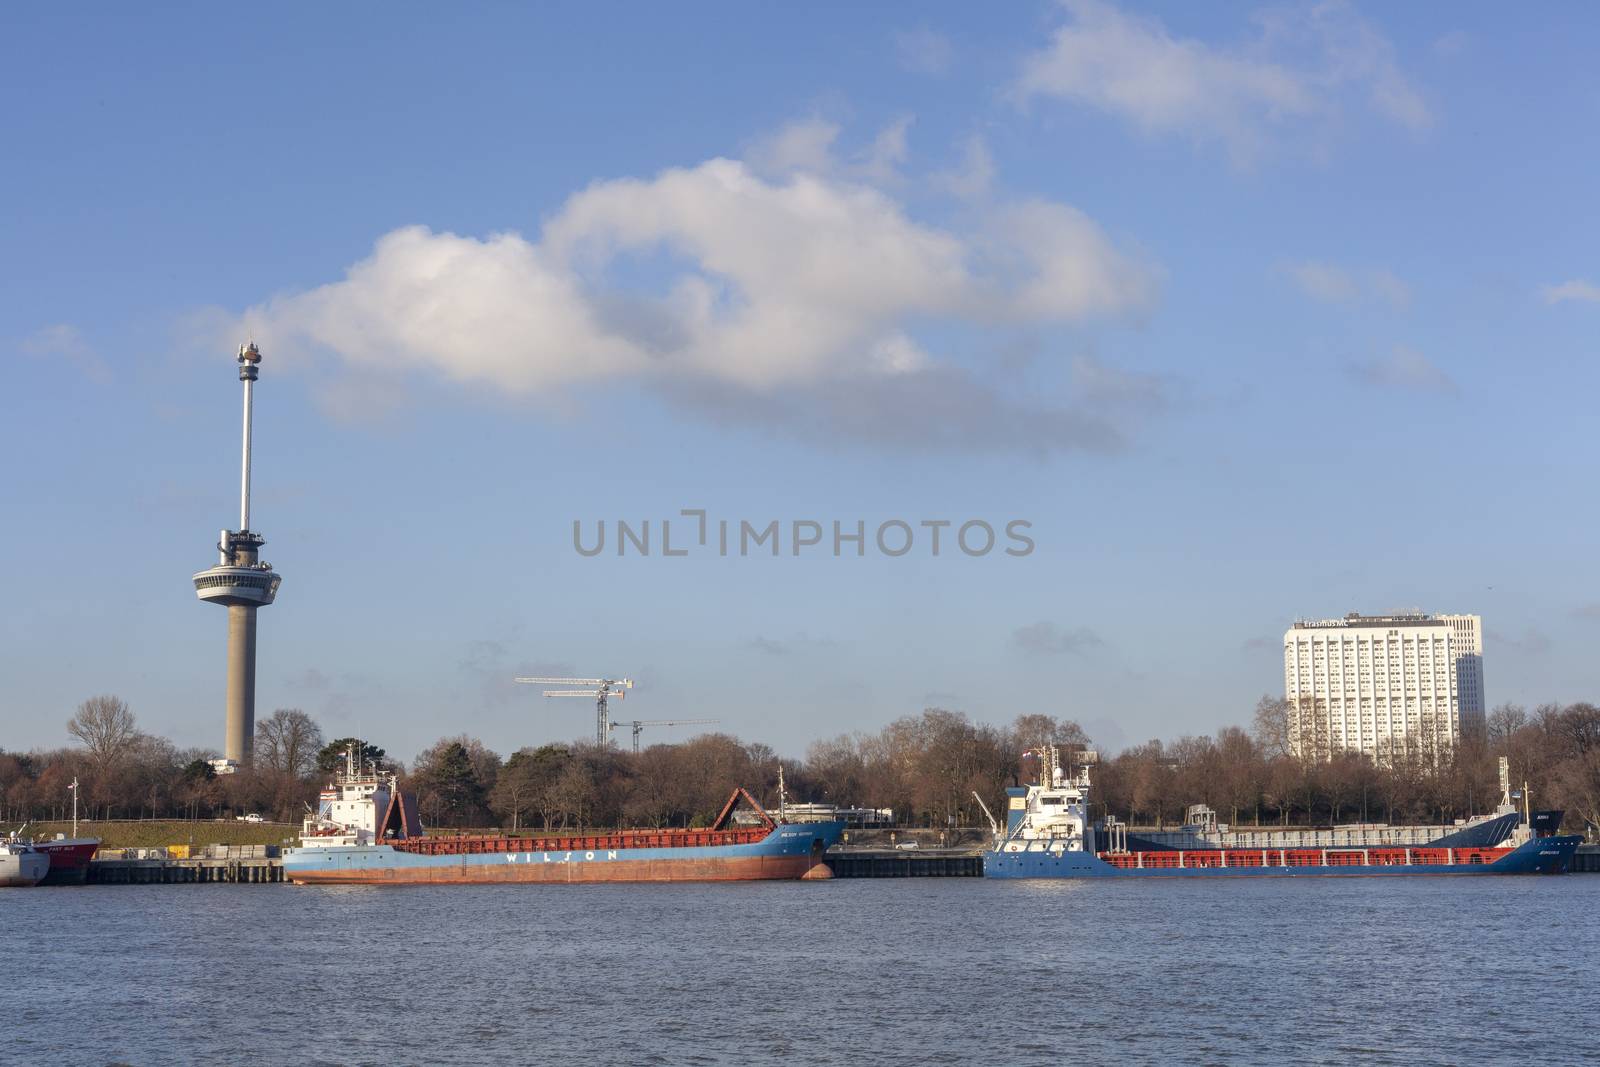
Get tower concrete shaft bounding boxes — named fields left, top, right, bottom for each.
left=225, top=604, right=258, bottom=761
left=193, top=342, right=281, bottom=766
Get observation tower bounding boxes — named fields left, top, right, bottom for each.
left=192, top=342, right=282, bottom=764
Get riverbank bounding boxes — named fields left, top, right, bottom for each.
left=5, top=819, right=295, bottom=849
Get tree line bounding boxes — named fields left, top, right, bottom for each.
left=1092, top=697, right=1600, bottom=834
left=2, top=694, right=1596, bottom=837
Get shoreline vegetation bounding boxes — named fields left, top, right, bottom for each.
left=3, top=695, right=1598, bottom=839
left=3, top=819, right=292, bottom=849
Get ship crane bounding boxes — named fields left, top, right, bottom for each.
left=611, top=718, right=720, bottom=754
left=515, top=676, right=633, bottom=746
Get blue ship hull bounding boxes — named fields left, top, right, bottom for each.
left=984, top=835, right=1581, bottom=879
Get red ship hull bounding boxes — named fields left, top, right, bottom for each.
left=1097, top=844, right=1518, bottom=870
left=33, top=839, right=99, bottom=885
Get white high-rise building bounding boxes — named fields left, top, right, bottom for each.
left=1283, top=613, right=1471, bottom=761
left=1440, top=614, right=1485, bottom=737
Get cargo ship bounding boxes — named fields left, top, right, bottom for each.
left=984, top=746, right=1580, bottom=879
left=283, top=746, right=842, bottom=885
left=1121, top=758, right=1551, bottom=854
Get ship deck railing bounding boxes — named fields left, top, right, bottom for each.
left=390, top=826, right=774, bottom=856
left=1097, top=846, right=1513, bottom=870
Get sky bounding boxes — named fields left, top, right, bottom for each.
left=3, top=2, right=1599, bottom=764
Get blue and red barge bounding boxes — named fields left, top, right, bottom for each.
left=284, top=750, right=839, bottom=885
left=984, top=746, right=1580, bottom=879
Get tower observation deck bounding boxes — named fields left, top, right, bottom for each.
left=192, top=342, right=282, bottom=764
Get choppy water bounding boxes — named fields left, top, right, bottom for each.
left=7, top=875, right=1599, bottom=1066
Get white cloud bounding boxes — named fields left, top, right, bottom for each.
left=1367, top=268, right=1411, bottom=309
left=894, top=26, right=953, bottom=75
left=1285, top=261, right=1410, bottom=307
left=1015, top=0, right=1429, bottom=162
left=748, top=118, right=840, bottom=176
left=749, top=116, right=913, bottom=185
left=1286, top=261, right=1359, bottom=303
left=1347, top=344, right=1457, bottom=395
left=861, top=116, right=914, bottom=183
left=1302, top=1, right=1429, bottom=130
left=985, top=199, right=1159, bottom=320
left=243, top=226, right=638, bottom=392
left=238, top=133, right=1160, bottom=452
left=933, top=135, right=996, bottom=201
left=21, top=324, right=111, bottom=384
left=1543, top=279, right=1600, bottom=305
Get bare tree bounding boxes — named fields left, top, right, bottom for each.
left=1487, top=703, right=1528, bottom=747
left=1251, top=695, right=1291, bottom=759
left=1287, top=693, right=1331, bottom=763
left=1010, top=713, right=1089, bottom=754
left=619, top=745, right=684, bottom=829
left=806, top=734, right=867, bottom=807
left=68, top=695, right=139, bottom=773
left=255, top=709, right=325, bottom=778
left=1215, top=726, right=1263, bottom=825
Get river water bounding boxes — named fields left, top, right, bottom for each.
left=7, top=875, right=1598, bottom=1066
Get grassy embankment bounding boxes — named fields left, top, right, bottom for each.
left=4, top=820, right=296, bottom=849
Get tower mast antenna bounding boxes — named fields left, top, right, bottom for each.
left=240, top=340, right=255, bottom=531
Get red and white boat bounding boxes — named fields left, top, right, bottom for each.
left=30, top=779, right=101, bottom=885
left=32, top=835, right=100, bottom=885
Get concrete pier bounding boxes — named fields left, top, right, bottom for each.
left=828, top=849, right=985, bottom=878
left=87, top=857, right=285, bottom=884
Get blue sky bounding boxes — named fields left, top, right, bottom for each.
left=4, top=2, right=1598, bottom=763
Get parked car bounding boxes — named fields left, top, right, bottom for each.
left=894, top=841, right=920, bottom=851
left=236, top=813, right=263, bottom=823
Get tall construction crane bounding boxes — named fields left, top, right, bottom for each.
left=514, top=676, right=633, bottom=746
left=611, top=718, right=720, bottom=754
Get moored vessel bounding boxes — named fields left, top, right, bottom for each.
left=32, top=836, right=101, bottom=885
left=1123, top=758, right=1551, bottom=853
left=283, top=745, right=842, bottom=885
left=28, top=780, right=101, bottom=884
left=1, top=832, right=50, bottom=888
left=984, top=746, right=1580, bottom=879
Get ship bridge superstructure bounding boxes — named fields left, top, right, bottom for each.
left=300, top=743, right=412, bottom=847
left=999, top=745, right=1100, bottom=855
